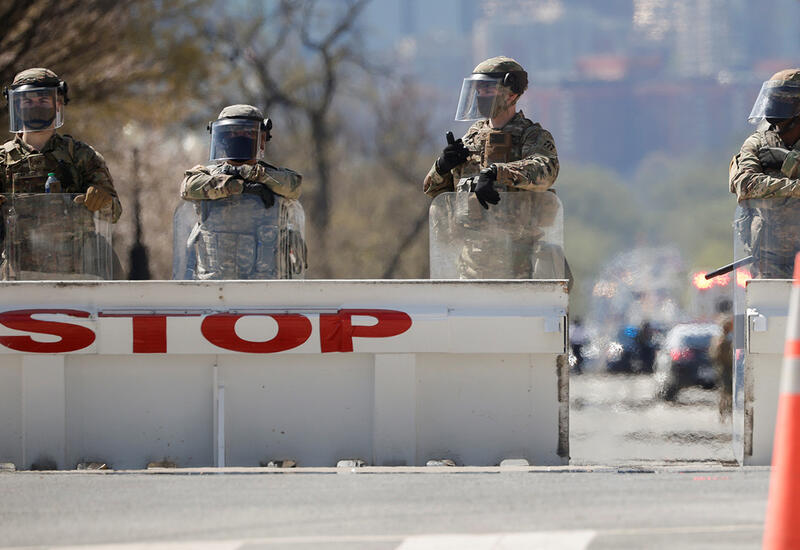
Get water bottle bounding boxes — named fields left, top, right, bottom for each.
left=44, top=172, right=58, bottom=194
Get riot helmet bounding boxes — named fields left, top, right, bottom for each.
left=4, top=68, right=68, bottom=133
left=208, top=104, right=272, bottom=162
left=455, top=56, right=528, bottom=121
left=747, top=69, right=800, bottom=125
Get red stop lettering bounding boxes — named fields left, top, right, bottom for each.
left=131, top=315, right=168, bottom=354
left=320, top=309, right=412, bottom=353
left=98, top=312, right=201, bottom=354
left=0, top=309, right=95, bottom=353
left=201, top=313, right=312, bottom=353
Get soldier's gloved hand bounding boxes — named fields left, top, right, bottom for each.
left=74, top=186, right=113, bottom=211
left=235, top=163, right=263, bottom=181
left=758, top=147, right=790, bottom=168
left=474, top=164, right=501, bottom=210
left=219, top=163, right=240, bottom=177
left=242, top=182, right=275, bottom=209
left=435, top=131, right=469, bottom=175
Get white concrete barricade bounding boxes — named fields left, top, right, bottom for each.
left=734, top=279, right=792, bottom=465
left=0, top=280, right=569, bottom=469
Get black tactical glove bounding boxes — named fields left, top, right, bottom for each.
left=758, top=146, right=790, bottom=168
left=220, top=163, right=240, bottom=177
left=474, top=164, right=501, bottom=210
left=242, top=182, right=275, bottom=209
left=435, top=131, right=469, bottom=175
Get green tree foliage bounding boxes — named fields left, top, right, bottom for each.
left=556, top=165, right=645, bottom=313
left=634, top=152, right=737, bottom=271
left=560, top=152, right=739, bottom=315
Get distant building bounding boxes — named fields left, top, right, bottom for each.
left=364, top=0, right=800, bottom=172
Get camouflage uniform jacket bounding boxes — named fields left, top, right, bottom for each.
left=423, top=111, right=559, bottom=197
left=729, top=128, right=800, bottom=201
left=731, top=129, right=800, bottom=277
left=181, top=160, right=302, bottom=201
left=0, top=133, right=121, bottom=222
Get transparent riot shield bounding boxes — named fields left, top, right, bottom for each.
left=172, top=194, right=306, bottom=280
left=0, top=193, right=113, bottom=280
left=429, top=191, right=565, bottom=279
left=731, top=197, right=800, bottom=462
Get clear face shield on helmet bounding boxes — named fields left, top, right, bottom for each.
left=454, top=74, right=503, bottom=121
left=747, top=80, right=800, bottom=125
left=208, top=118, right=264, bottom=162
left=7, top=86, right=64, bottom=133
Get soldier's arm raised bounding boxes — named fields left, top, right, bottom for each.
left=495, top=127, right=559, bottom=191
left=180, top=165, right=244, bottom=201
left=423, top=132, right=464, bottom=198
left=730, top=134, right=800, bottom=200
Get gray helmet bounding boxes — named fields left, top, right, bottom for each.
left=5, top=68, right=69, bottom=104
left=472, top=56, right=528, bottom=95
left=4, top=68, right=69, bottom=132
left=748, top=69, right=800, bottom=124
left=455, top=57, right=528, bottom=121
left=208, top=104, right=272, bottom=138
left=207, top=104, right=272, bottom=162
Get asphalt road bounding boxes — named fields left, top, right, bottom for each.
left=570, top=371, right=734, bottom=464
left=0, top=370, right=762, bottom=549
left=0, top=467, right=768, bottom=550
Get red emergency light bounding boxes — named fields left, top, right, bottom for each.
left=692, top=271, right=730, bottom=290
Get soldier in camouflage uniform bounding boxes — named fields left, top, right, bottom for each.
left=1, top=68, right=121, bottom=279
left=423, top=57, right=567, bottom=280
left=0, top=68, right=121, bottom=220
left=729, top=69, right=800, bottom=278
left=181, top=105, right=301, bottom=203
left=180, top=105, right=304, bottom=279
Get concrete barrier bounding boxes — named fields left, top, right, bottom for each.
left=0, top=280, right=569, bottom=469
left=735, top=279, right=792, bottom=465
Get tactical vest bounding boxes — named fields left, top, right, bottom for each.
left=484, top=129, right=513, bottom=165
left=1, top=135, right=82, bottom=194
left=186, top=194, right=306, bottom=280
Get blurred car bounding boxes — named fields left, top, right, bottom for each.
left=654, top=322, right=722, bottom=401
left=605, top=325, right=641, bottom=373
left=604, top=324, right=659, bottom=374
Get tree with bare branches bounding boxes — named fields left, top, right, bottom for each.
left=208, top=0, right=372, bottom=276
left=0, top=0, right=218, bottom=279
